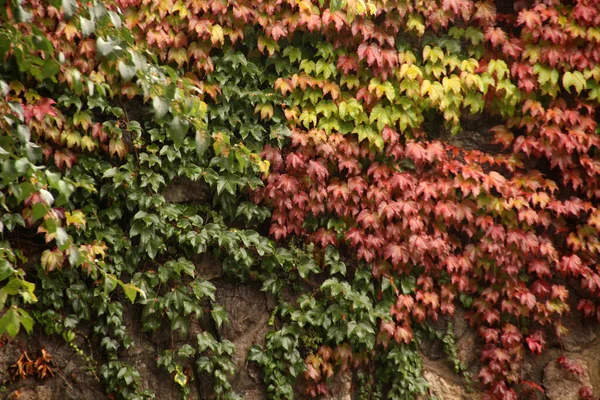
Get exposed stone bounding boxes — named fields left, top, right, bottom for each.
left=126, top=337, right=196, bottom=400
left=422, top=369, right=483, bottom=400
left=582, top=340, right=600, bottom=396
left=0, top=339, right=21, bottom=384
left=561, top=314, right=598, bottom=352
left=563, top=327, right=597, bottom=352
left=322, top=370, right=352, bottom=400
left=420, top=338, right=444, bottom=361
left=162, top=177, right=210, bottom=204
left=193, top=252, right=223, bottom=281
left=423, top=369, right=463, bottom=399
left=421, top=358, right=483, bottom=400
left=453, top=308, right=469, bottom=339
left=543, top=357, right=592, bottom=400
left=456, top=329, right=478, bottom=366
left=1, top=337, right=107, bottom=400
left=215, top=281, right=272, bottom=397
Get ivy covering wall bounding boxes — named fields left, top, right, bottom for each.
left=1, top=0, right=600, bottom=399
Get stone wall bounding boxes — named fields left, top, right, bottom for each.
left=2, top=179, right=599, bottom=399
left=3, top=286, right=600, bottom=400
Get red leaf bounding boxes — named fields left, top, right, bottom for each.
left=394, top=324, right=413, bottom=344
left=556, top=356, right=585, bottom=377
left=357, top=43, right=382, bottom=67
left=322, top=9, right=346, bottom=32
left=558, top=255, right=583, bottom=276
left=516, top=9, right=542, bottom=29
left=345, top=228, right=364, bottom=247
left=472, top=0, right=496, bottom=26
left=307, top=159, right=329, bottom=182
left=484, top=27, right=507, bottom=47
left=337, top=55, right=359, bottom=75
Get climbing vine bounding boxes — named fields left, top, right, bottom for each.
left=1, top=0, right=600, bottom=399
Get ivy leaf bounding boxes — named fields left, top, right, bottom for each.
left=55, top=227, right=69, bottom=248
left=400, top=276, right=416, bottom=294
left=195, top=130, right=210, bottom=158
left=562, top=71, right=586, bottom=94
left=192, top=280, right=216, bottom=301
left=18, top=309, right=33, bottom=333
left=68, top=246, right=80, bottom=267
left=40, top=249, right=64, bottom=272
left=0, top=259, right=14, bottom=281
left=0, top=80, right=8, bottom=97
left=122, top=283, right=144, bottom=303
left=197, top=331, right=216, bottom=352
left=61, top=0, right=77, bottom=18
left=107, top=10, right=122, bottom=29
left=211, top=305, right=227, bottom=328
left=80, top=17, right=95, bottom=37
left=15, top=6, right=32, bottom=23
left=174, top=370, right=187, bottom=387
left=167, top=117, right=189, bottom=145
left=152, top=96, right=169, bottom=119
left=104, top=274, right=118, bottom=294
left=96, top=37, right=115, bottom=57
left=0, top=308, right=21, bottom=337
left=118, top=61, right=137, bottom=81
left=297, top=256, right=320, bottom=279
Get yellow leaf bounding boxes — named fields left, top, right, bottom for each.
left=66, top=210, right=86, bottom=229
left=210, top=24, right=224, bottom=46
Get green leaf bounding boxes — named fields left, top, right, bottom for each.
left=41, top=60, right=60, bottom=79
left=400, top=275, right=416, bottom=295
left=178, top=344, right=196, bottom=358
left=32, top=203, right=48, bottom=221
left=104, top=274, right=118, bottom=294
left=197, top=331, right=216, bottom=352
left=211, top=305, right=227, bottom=328
left=297, top=256, right=319, bottom=279
left=0, top=259, right=15, bottom=281
left=0, top=308, right=20, bottom=337
left=533, top=63, right=559, bottom=86
left=18, top=309, right=33, bottom=333
left=122, top=283, right=144, bottom=303
left=167, top=116, right=189, bottom=145
left=192, top=280, right=216, bottom=301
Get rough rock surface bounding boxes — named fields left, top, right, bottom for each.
left=162, top=177, right=210, bottom=204
left=215, top=281, right=271, bottom=399
left=421, top=359, right=482, bottom=400
left=5, top=247, right=600, bottom=400
left=543, top=357, right=592, bottom=400
left=1, top=337, right=105, bottom=400
left=322, top=370, right=352, bottom=400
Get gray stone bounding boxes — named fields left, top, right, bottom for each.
left=162, top=177, right=209, bottom=204
left=456, top=330, right=478, bottom=366
left=543, top=357, right=591, bottom=400
left=322, top=369, right=352, bottom=400
left=215, top=281, right=272, bottom=397
left=421, top=358, right=484, bottom=400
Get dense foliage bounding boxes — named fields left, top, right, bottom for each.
left=1, top=0, right=600, bottom=399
